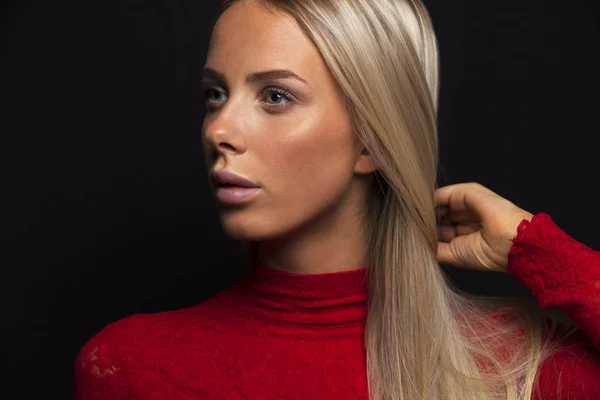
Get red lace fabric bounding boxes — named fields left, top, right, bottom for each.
left=507, top=213, right=600, bottom=398
left=73, top=213, right=600, bottom=399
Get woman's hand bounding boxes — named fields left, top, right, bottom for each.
left=434, top=182, right=534, bottom=272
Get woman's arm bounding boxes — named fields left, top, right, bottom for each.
left=434, top=183, right=600, bottom=397
left=507, top=213, right=600, bottom=398
left=508, top=213, right=600, bottom=349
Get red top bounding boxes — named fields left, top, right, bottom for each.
left=73, top=213, right=600, bottom=399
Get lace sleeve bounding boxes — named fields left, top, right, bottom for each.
left=507, top=213, right=600, bottom=399
left=508, top=213, right=600, bottom=349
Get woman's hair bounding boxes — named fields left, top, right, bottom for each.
left=217, top=0, right=578, bottom=398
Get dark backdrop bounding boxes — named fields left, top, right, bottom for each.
left=2, top=0, right=598, bottom=398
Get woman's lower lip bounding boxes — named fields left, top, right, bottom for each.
left=215, top=186, right=261, bottom=205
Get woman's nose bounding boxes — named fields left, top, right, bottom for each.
left=202, top=105, right=248, bottom=161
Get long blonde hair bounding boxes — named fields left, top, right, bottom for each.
left=218, top=0, right=576, bottom=398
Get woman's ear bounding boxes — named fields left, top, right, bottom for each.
left=354, top=146, right=378, bottom=175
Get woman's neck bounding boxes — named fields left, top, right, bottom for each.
left=249, top=178, right=371, bottom=275
left=253, top=227, right=369, bottom=275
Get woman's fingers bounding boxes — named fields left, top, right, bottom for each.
left=437, top=223, right=456, bottom=243
left=436, top=205, right=477, bottom=226
left=437, top=218, right=480, bottom=242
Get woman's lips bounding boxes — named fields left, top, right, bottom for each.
left=210, top=169, right=259, bottom=188
left=215, top=185, right=261, bottom=205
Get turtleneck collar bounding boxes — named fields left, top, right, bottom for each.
left=231, top=256, right=369, bottom=329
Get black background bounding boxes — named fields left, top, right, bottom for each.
left=2, top=0, right=599, bottom=398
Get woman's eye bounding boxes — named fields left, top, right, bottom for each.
left=266, top=92, right=288, bottom=105
left=202, top=86, right=294, bottom=110
left=204, top=88, right=224, bottom=102
left=262, top=87, right=294, bottom=106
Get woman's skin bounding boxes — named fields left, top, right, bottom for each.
left=435, top=182, right=533, bottom=272
left=202, top=1, right=376, bottom=275
left=202, top=1, right=535, bottom=275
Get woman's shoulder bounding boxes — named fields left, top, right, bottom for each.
left=534, top=321, right=600, bottom=399
left=491, top=308, right=600, bottom=399
left=74, top=290, right=241, bottom=390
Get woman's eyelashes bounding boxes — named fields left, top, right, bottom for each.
left=202, top=85, right=297, bottom=111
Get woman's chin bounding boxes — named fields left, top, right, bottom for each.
left=220, top=220, right=260, bottom=241
left=221, top=223, right=280, bottom=242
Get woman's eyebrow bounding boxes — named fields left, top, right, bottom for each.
left=202, top=67, right=308, bottom=86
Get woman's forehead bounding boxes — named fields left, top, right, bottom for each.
left=207, top=3, right=327, bottom=89
left=209, top=2, right=310, bottom=59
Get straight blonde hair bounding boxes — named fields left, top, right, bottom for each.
left=219, top=0, right=578, bottom=398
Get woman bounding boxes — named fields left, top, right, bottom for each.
left=74, top=0, right=600, bottom=399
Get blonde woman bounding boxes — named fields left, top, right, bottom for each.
left=74, top=0, right=600, bottom=399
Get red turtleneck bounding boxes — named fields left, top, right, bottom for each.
left=73, top=213, right=600, bottom=399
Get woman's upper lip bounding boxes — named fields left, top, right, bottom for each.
left=210, top=169, right=260, bottom=188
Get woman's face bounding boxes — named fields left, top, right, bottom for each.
left=202, top=1, right=375, bottom=242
